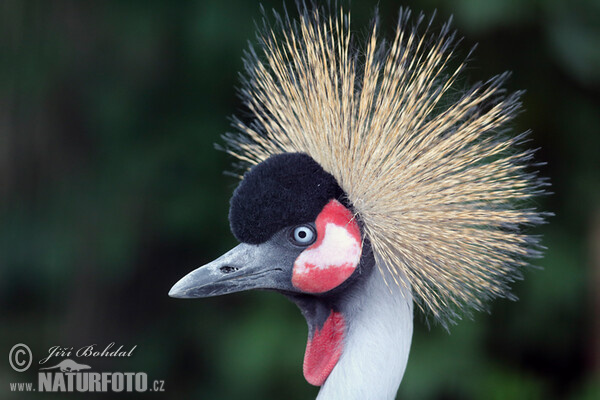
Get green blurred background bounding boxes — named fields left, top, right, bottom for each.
left=1, top=0, right=598, bottom=399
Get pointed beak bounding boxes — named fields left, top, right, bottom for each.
left=169, top=242, right=296, bottom=298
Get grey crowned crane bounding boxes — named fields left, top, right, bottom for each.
left=169, top=4, right=548, bottom=399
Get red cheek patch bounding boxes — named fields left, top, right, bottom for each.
left=303, top=310, right=345, bottom=386
left=292, top=199, right=362, bottom=293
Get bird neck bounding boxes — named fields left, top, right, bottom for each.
left=319, top=264, right=413, bottom=400
left=292, top=262, right=414, bottom=400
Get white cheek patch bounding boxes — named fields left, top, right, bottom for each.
left=292, top=200, right=362, bottom=293
left=294, top=223, right=361, bottom=275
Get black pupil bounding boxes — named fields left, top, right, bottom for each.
left=298, top=230, right=307, bottom=239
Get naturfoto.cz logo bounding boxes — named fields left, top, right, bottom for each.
left=8, top=343, right=165, bottom=394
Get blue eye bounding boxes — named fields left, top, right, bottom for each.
left=291, top=225, right=316, bottom=246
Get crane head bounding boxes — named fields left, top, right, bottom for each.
left=169, top=152, right=369, bottom=300
left=168, top=4, right=550, bottom=394
left=169, top=152, right=375, bottom=386
left=169, top=153, right=363, bottom=298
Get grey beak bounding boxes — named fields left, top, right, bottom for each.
left=169, top=241, right=297, bottom=298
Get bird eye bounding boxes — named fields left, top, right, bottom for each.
left=291, top=225, right=316, bottom=246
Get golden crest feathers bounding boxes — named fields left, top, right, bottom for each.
left=222, top=4, right=549, bottom=323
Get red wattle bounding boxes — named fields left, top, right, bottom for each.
left=303, top=311, right=345, bottom=386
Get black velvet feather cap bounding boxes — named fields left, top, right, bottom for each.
left=229, top=153, right=345, bottom=244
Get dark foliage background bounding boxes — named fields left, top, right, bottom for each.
left=1, top=0, right=598, bottom=399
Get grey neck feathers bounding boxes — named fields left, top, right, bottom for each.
left=317, top=263, right=414, bottom=400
